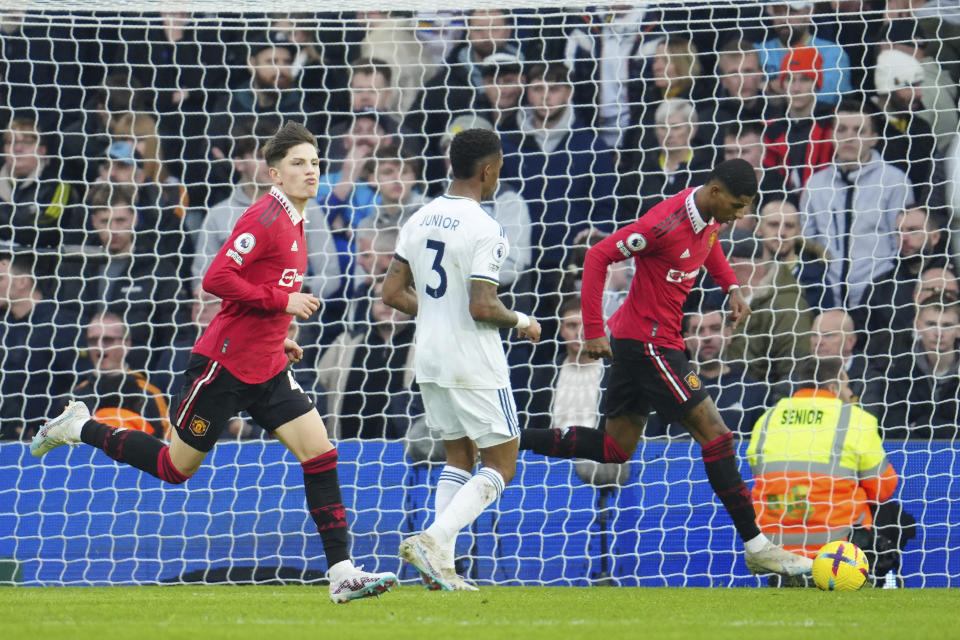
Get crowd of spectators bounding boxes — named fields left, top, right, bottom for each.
left=1, top=3, right=960, bottom=443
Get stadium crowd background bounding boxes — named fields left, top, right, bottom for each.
left=2, top=2, right=960, bottom=446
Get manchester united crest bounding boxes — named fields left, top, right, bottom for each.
left=189, top=415, right=211, bottom=436
left=708, top=231, right=718, bottom=248
left=685, top=372, right=702, bottom=390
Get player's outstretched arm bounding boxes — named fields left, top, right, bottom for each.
left=468, top=279, right=540, bottom=342
left=382, top=258, right=418, bottom=316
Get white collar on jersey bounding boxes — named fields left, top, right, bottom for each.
left=269, top=186, right=307, bottom=226
left=685, top=187, right=712, bottom=234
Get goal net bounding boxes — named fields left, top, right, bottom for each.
left=1, top=0, right=959, bottom=587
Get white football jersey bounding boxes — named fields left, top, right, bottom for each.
left=396, top=194, right=510, bottom=389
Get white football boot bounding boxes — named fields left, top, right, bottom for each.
left=30, top=401, right=90, bottom=457
left=441, top=567, right=479, bottom=592
left=398, top=533, right=453, bottom=591
left=328, top=566, right=397, bottom=603
left=745, top=541, right=814, bottom=576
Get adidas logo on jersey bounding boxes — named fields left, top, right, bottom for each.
left=680, top=248, right=690, bottom=259
left=291, top=241, right=298, bottom=252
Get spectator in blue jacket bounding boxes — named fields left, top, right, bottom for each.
left=500, top=62, right=617, bottom=321
left=758, top=1, right=852, bottom=105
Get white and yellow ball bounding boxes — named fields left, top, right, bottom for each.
left=812, top=540, right=870, bottom=591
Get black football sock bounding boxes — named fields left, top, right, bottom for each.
left=80, top=420, right=189, bottom=484
left=702, top=432, right=761, bottom=542
left=302, top=449, right=350, bottom=569
left=520, top=427, right=629, bottom=463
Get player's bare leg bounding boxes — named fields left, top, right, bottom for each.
left=518, top=412, right=642, bottom=463
left=274, top=409, right=397, bottom=602
left=679, top=397, right=812, bottom=577
left=401, top=437, right=517, bottom=591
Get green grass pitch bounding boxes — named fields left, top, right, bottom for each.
left=0, top=585, right=954, bottom=640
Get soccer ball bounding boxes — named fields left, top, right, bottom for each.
left=812, top=540, right=870, bottom=591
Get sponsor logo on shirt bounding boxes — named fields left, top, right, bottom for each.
left=234, top=233, right=256, bottom=254
left=278, top=268, right=304, bottom=287
left=665, top=268, right=699, bottom=283
left=226, top=249, right=244, bottom=266
left=291, top=241, right=298, bottom=252
left=679, top=248, right=690, bottom=259
left=189, top=415, right=210, bottom=437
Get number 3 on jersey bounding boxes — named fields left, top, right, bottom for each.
left=425, top=239, right=447, bottom=298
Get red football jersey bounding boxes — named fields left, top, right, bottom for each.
left=581, top=186, right=738, bottom=350
left=194, top=187, right=307, bottom=384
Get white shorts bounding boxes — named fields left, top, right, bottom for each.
left=419, top=382, right=520, bottom=449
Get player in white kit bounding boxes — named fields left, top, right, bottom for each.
left=383, top=128, right=541, bottom=591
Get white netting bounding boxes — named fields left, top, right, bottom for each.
left=2, top=2, right=960, bottom=587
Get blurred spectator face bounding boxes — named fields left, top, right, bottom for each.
left=723, top=130, right=764, bottom=170
left=374, top=159, right=416, bottom=205
left=897, top=208, right=939, bottom=258
left=482, top=70, right=522, bottom=111
left=811, top=310, right=856, bottom=360
left=606, top=260, right=631, bottom=292
left=351, top=69, right=393, bottom=112
left=0, top=258, right=32, bottom=308
left=91, top=204, right=137, bottom=254
left=344, top=116, right=386, bottom=157
left=915, top=305, right=960, bottom=355
left=683, top=309, right=728, bottom=364
left=87, top=314, right=129, bottom=374
left=559, top=309, right=585, bottom=359
left=782, top=71, right=817, bottom=112
left=915, top=268, right=960, bottom=304
left=370, top=281, right=412, bottom=325
left=728, top=254, right=759, bottom=286
left=655, top=111, right=696, bottom=152
left=717, top=51, right=763, bottom=101
left=467, top=10, right=511, bottom=60
left=356, top=233, right=395, bottom=283
left=191, top=287, right=222, bottom=328
left=766, top=3, right=813, bottom=44
left=888, top=85, right=923, bottom=112
left=757, top=200, right=800, bottom=259
left=3, top=124, right=44, bottom=179
left=249, top=46, right=294, bottom=90
left=526, top=78, right=573, bottom=126
left=235, top=151, right=272, bottom=189
left=833, top=110, right=875, bottom=166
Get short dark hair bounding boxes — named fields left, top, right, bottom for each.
left=707, top=158, right=758, bottom=198
left=86, top=182, right=136, bottom=210
left=365, top=144, right=422, bottom=181
left=559, top=296, right=581, bottom=318
left=449, top=128, right=501, bottom=180
left=525, top=62, right=571, bottom=85
left=0, top=252, right=36, bottom=278
left=723, top=120, right=764, bottom=141
left=681, top=304, right=723, bottom=335
left=797, top=356, right=845, bottom=389
left=349, top=57, right=393, bottom=85
left=261, top=121, right=318, bottom=167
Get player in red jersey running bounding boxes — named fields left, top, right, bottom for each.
left=31, top=122, right=397, bottom=602
left=520, top=159, right=813, bottom=578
